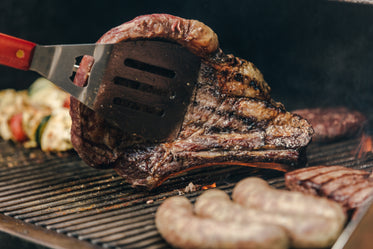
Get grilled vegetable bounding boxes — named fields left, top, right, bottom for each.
left=35, top=108, right=72, bottom=151
left=0, top=77, right=72, bottom=151
left=35, top=115, right=51, bottom=147
left=0, top=90, right=29, bottom=141
left=9, top=113, right=28, bottom=142
left=28, top=77, right=69, bottom=109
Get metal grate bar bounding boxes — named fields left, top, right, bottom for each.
left=0, top=174, right=123, bottom=209
left=80, top=218, right=155, bottom=241
left=0, top=172, right=120, bottom=207
left=0, top=158, right=76, bottom=184
left=55, top=207, right=156, bottom=234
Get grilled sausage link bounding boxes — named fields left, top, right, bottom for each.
left=231, top=177, right=346, bottom=248
left=232, top=177, right=346, bottom=221
left=155, top=196, right=289, bottom=249
left=196, top=188, right=345, bottom=248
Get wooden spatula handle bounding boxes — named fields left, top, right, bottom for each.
left=0, top=33, right=36, bottom=70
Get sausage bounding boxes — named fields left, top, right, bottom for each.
left=232, top=177, right=346, bottom=221
left=195, top=189, right=345, bottom=248
left=155, top=196, right=289, bottom=249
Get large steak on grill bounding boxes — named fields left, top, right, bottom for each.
left=70, top=14, right=314, bottom=189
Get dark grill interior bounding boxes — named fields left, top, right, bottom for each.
left=0, top=136, right=372, bottom=249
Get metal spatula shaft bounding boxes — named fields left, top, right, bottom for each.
left=0, top=33, right=201, bottom=142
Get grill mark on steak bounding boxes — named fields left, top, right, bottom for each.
left=286, top=166, right=347, bottom=183
left=348, top=187, right=373, bottom=209
left=70, top=14, right=313, bottom=189
left=285, top=166, right=373, bottom=211
left=308, top=169, right=367, bottom=186
left=321, top=174, right=368, bottom=195
left=183, top=105, right=258, bottom=134
left=330, top=181, right=371, bottom=199
left=185, top=86, right=280, bottom=134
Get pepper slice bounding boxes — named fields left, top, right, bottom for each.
left=9, top=113, right=28, bottom=142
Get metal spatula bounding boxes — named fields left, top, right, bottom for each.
left=0, top=33, right=201, bottom=142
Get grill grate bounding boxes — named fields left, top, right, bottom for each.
left=0, top=138, right=372, bottom=249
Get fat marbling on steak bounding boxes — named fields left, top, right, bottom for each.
left=70, top=14, right=314, bottom=189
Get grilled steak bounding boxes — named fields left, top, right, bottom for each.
left=285, top=166, right=373, bottom=212
left=70, top=14, right=313, bottom=189
left=293, top=107, right=366, bottom=143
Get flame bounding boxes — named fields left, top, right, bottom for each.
left=202, top=182, right=216, bottom=190
left=355, top=133, right=373, bottom=159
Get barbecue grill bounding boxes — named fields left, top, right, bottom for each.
left=1, top=0, right=373, bottom=248
left=0, top=136, right=371, bottom=249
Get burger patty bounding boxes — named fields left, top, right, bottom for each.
left=293, top=107, right=367, bottom=143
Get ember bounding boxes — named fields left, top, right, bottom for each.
left=355, top=133, right=373, bottom=159
left=202, top=183, right=216, bottom=190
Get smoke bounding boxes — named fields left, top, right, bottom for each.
left=262, top=1, right=373, bottom=119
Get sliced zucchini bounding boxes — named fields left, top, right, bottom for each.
left=22, top=106, right=51, bottom=148
left=28, top=77, right=52, bottom=96
left=28, top=77, right=69, bottom=109
left=35, top=115, right=51, bottom=146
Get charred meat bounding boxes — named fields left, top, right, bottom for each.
left=70, top=14, right=313, bottom=189
left=293, top=107, right=366, bottom=143
left=285, top=165, right=373, bottom=212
